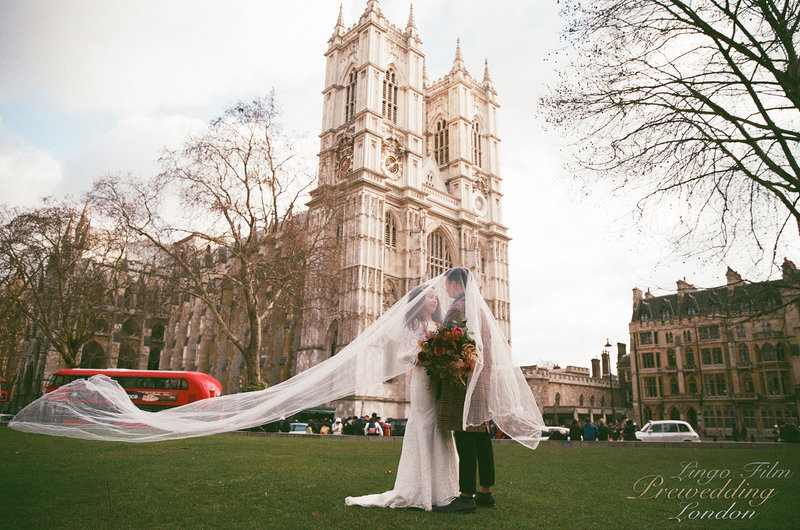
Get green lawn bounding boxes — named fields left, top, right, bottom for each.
left=1, top=428, right=798, bottom=529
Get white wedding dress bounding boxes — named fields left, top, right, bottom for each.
left=345, top=322, right=459, bottom=510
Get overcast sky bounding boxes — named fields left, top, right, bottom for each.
left=1, top=0, right=794, bottom=370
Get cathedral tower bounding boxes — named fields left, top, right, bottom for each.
left=300, top=1, right=511, bottom=418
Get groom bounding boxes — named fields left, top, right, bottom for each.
left=434, top=267, right=496, bottom=513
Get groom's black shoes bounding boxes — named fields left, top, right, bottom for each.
left=476, top=491, right=496, bottom=508
left=433, top=496, right=477, bottom=514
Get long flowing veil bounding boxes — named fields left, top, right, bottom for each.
left=10, top=270, right=544, bottom=447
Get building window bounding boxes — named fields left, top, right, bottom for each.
left=736, top=325, right=746, bottom=338
left=683, top=330, right=692, bottom=342
left=701, top=347, right=723, bottom=365
left=642, top=352, right=655, bottom=369
left=384, top=213, right=397, bottom=249
left=665, top=331, right=674, bottom=343
left=684, top=348, right=695, bottom=367
left=427, top=230, right=452, bottom=279
left=743, top=409, right=756, bottom=429
left=762, top=343, right=776, bottom=362
left=345, top=69, right=357, bottom=122
left=472, top=121, right=482, bottom=167
left=666, top=349, right=676, bottom=367
left=554, top=392, right=560, bottom=406
left=704, top=373, right=727, bottom=396
left=738, top=344, right=750, bottom=364
left=687, top=375, right=698, bottom=393
left=644, top=377, right=658, bottom=397
left=434, top=119, right=449, bottom=165
left=704, top=407, right=719, bottom=428
left=670, top=378, right=679, bottom=395
left=579, top=394, right=584, bottom=406
left=382, top=68, right=398, bottom=124
left=776, top=343, right=787, bottom=361
left=698, top=325, right=720, bottom=340
left=639, top=332, right=653, bottom=345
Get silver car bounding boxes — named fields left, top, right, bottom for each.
left=635, top=420, right=700, bottom=442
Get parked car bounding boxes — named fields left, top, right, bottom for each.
left=389, top=418, right=408, bottom=436
left=635, top=420, right=700, bottom=442
left=540, top=426, right=569, bottom=440
left=288, top=422, right=308, bottom=434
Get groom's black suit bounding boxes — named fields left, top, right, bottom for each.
left=440, top=292, right=495, bottom=496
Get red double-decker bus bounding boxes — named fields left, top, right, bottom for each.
left=0, top=376, right=9, bottom=402
left=46, top=369, right=222, bottom=412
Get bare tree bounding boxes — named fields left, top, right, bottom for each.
left=543, top=0, right=799, bottom=265
left=91, top=94, right=340, bottom=386
left=0, top=200, right=134, bottom=368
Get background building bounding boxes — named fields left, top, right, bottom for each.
left=628, top=259, right=800, bottom=440
left=296, top=2, right=512, bottom=419
left=523, top=342, right=632, bottom=427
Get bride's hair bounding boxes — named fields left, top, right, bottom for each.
left=403, top=285, right=442, bottom=329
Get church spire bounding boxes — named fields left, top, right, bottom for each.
left=407, top=3, right=416, bottom=29
left=404, top=3, right=419, bottom=41
left=331, top=3, right=346, bottom=40
left=450, top=38, right=466, bottom=74
left=335, top=3, right=345, bottom=29
left=483, top=59, right=493, bottom=86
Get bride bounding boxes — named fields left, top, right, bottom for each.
left=345, top=286, right=458, bottom=510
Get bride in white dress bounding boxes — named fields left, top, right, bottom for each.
left=345, top=287, right=458, bottom=510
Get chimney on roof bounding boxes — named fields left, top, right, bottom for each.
left=676, top=278, right=696, bottom=299
left=632, top=287, right=643, bottom=311
left=601, top=351, right=610, bottom=377
left=591, top=358, right=600, bottom=379
left=617, top=342, right=627, bottom=361
left=644, top=288, right=653, bottom=299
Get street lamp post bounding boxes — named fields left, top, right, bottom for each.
left=605, top=339, right=616, bottom=424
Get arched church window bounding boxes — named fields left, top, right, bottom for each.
left=555, top=392, right=561, bottom=406
left=472, top=121, right=482, bottom=167
left=434, top=119, right=449, bottom=165
left=345, top=69, right=357, bottom=123
left=384, top=212, right=397, bottom=249
left=427, top=230, right=452, bottom=279
left=382, top=69, right=398, bottom=124
left=738, top=343, right=750, bottom=364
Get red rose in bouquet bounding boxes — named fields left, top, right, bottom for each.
left=417, top=320, right=478, bottom=388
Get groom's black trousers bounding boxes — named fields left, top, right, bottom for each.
left=454, top=431, right=495, bottom=494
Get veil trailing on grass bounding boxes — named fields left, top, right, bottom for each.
left=10, top=269, right=544, bottom=447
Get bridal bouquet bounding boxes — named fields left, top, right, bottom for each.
left=417, top=321, right=478, bottom=388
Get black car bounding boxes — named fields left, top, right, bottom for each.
left=389, top=418, right=408, bottom=436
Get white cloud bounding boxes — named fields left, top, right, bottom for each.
left=0, top=118, right=64, bottom=205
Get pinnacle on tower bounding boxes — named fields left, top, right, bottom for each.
left=407, top=3, right=416, bottom=29
left=335, top=3, right=345, bottom=29
left=451, top=38, right=466, bottom=73
left=423, top=57, right=429, bottom=85
left=365, top=0, right=382, bottom=15
left=483, top=58, right=493, bottom=86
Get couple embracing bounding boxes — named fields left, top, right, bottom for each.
left=346, top=267, right=513, bottom=513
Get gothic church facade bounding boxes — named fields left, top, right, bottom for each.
left=297, top=1, right=512, bottom=419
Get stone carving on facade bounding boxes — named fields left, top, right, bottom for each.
left=383, top=276, right=401, bottom=311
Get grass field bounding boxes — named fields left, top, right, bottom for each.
left=1, top=428, right=799, bottom=529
